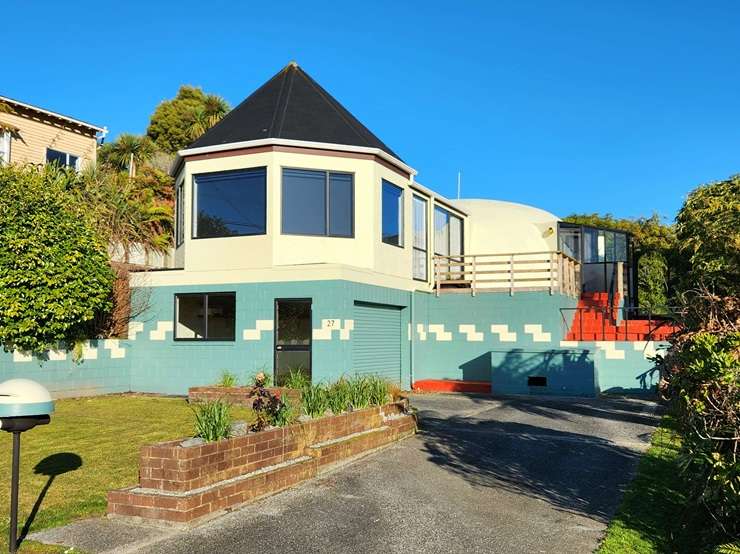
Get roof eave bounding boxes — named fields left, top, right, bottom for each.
left=174, top=138, right=417, bottom=179
left=0, top=95, right=106, bottom=134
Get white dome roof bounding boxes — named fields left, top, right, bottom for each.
left=451, top=199, right=560, bottom=254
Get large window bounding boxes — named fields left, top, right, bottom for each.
left=382, top=180, right=404, bottom=246
left=46, top=148, right=78, bottom=170
left=412, top=195, right=428, bottom=280
left=175, top=180, right=185, bottom=246
left=175, top=293, right=236, bottom=341
left=192, top=167, right=266, bottom=239
left=281, top=169, right=353, bottom=237
left=434, top=206, right=463, bottom=257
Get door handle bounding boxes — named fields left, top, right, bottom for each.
left=276, top=346, right=283, bottom=351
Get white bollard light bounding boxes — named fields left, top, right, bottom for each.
left=0, top=379, right=54, bottom=554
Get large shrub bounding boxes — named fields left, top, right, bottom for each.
left=0, top=165, right=114, bottom=353
left=676, top=175, right=740, bottom=297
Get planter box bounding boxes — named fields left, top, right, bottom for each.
left=188, top=386, right=301, bottom=408
left=108, top=402, right=415, bottom=525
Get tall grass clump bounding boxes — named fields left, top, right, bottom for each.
left=192, top=400, right=232, bottom=441
left=301, top=383, right=329, bottom=418
left=217, top=370, right=238, bottom=388
left=348, top=375, right=372, bottom=409
left=367, top=376, right=391, bottom=406
left=326, top=378, right=352, bottom=414
left=280, top=368, right=311, bottom=390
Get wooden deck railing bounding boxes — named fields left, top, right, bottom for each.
left=433, top=251, right=581, bottom=297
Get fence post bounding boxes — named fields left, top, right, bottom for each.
left=435, top=257, right=440, bottom=297
left=509, top=254, right=515, bottom=296
left=471, top=255, right=477, bottom=297
left=549, top=252, right=555, bottom=295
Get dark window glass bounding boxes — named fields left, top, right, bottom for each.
left=282, top=169, right=353, bottom=237
left=175, top=293, right=235, bottom=341
left=328, top=173, right=353, bottom=237
left=68, top=154, right=78, bottom=169
left=46, top=148, right=73, bottom=167
left=382, top=180, right=403, bottom=246
left=282, top=169, right=327, bottom=235
left=193, top=168, right=266, bottom=238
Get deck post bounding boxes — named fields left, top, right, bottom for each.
left=471, top=255, right=477, bottom=297
left=549, top=252, right=555, bottom=295
left=509, top=254, right=515, bottom=296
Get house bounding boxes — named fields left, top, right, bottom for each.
left=0, top=63, right=673, bottom=398
left=0, top=94, right=106, bottom=169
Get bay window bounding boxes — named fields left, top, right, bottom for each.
left=281, top=168, right=353, bottom=237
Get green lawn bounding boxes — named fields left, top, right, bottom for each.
left=0, top=395, right=253, bottom=552
left=598, top=416, right=738, bottom=554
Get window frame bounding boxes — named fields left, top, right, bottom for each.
left=45, top=148, right=79, bottom=170
left=280, top=167, right=355, bottom=238
left=381, top=179, right=405, bottom=248
left=0, top=130, right=10, bottom=164
left=173, top=292, right=237, bottom=342
left=191, top=166, right=267, bottom=240
left=412, top=194, right=429, bottom=281
left=175, top=179, right=185, bottom=247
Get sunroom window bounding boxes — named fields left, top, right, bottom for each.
left=382, top=180, right=404, bottom=246
left=281, top=168, right=353, bottom=237
left=175, top=293, right=236, bottom=341
left=434, top=206, right=463, bottom=257
left=175, top=180, right=185, bottom=246
left=192, top=167, right=266, bottom=239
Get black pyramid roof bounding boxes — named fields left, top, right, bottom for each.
left=188, top=62, right=401, bottom=160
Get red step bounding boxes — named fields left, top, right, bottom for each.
left=412, top=379, right=491, bottom=394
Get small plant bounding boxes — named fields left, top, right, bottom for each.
left=326, top=378, right=352, bottom=414
left=217, top=370, right=238, bottom=388
left=272, top=396, right=298, bottom=427
left=280, top=368, right=311, bottom=390
left=247, top=370, right=272, bottom=387
left=249, top=372, right=282, bottom=431
left=192, top=400, right=232, bottom=442
left=301, top=383, right=329, bottom=418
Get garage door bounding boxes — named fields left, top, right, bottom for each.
left=352, top=301, right=402, bottom=383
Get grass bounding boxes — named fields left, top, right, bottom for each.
left=598, top=416, right=738, bottom=553
left=0, top=394, right=253, bottom=552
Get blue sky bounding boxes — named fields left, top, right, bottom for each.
left=4, top=1, right=738, bottom=220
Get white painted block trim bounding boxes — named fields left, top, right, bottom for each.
left=524, top=324, right=552, bottom=343
left=150, top=321, right=173, bottom=341
left=490, top=324, right=517, bottom=342
left=243, top=319, right=274, bottom=341
left=458, top=324, right=484, bottom=342
left=428, top=324, right=452, bottom=341
left=104, top=339, right=126, bottom=359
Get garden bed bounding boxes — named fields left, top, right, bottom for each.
left=188, top=385, right=301, bottom=408
left=107, top=401, right=416, bottom=525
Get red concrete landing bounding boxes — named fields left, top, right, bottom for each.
left=412, top=379, right=491, bottom=394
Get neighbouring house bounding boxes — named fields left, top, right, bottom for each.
left=0, top=94, right=106, bottom=169
left=0, top=63, right=675, bottom=398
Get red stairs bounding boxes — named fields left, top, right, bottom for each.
left=566, top=292, right=678, bottom=342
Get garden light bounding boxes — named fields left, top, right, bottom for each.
left=0, top=379, right=54, bottom=554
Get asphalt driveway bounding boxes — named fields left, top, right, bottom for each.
left=33, top=393, right=660, bottom=554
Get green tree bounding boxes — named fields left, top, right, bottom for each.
left=675, top=174, right=740, bottom=296
left=563, top=213, right=679, bottom=308
left=0, top=165, right=114, bottom=353
left=98, top=133, right=155, bottom=177
left=146, top=86, right=230, bottom=154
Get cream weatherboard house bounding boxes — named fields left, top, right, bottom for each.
left=0, top=64, right=673, bottom=398
left=0, top=94, right=105, bottom=169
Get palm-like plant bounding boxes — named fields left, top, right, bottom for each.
left=99, top=133, right=155, bottom=177
left=188, top=94, right=230, bottom=140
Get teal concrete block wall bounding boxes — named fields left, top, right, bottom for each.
left=0, top=340, right=131, bottom=398
left=593, top=341, right=668, bottom=394
left=412, top=291, right=577, bottom=382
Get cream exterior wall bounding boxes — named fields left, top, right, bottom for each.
left=0, top=110, right=97, bottom=167
left=171, top=149, right=445, bottom=292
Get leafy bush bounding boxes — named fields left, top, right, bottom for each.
left=280, top=368, right=311, bottom=390
left=249, top=372, right=282, bottom=431
left=0, top=165, right=114, bottom=353
left=217, top=371, right=238, bottom=387
left=301, top=384, right=329, bottom=418
left=658, top=291, right=740, bottom=539
left=272, top=396, right=298, bottom=427
left=192, top=400, right=232, bottom=442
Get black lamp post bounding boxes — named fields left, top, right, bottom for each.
left=0, top=379, right=54, bottom=554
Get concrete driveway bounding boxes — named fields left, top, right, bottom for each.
left=33, top=394, right=659, bottom=554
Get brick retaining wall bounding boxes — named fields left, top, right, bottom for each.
left=108, top=402, right=415, bottom=525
